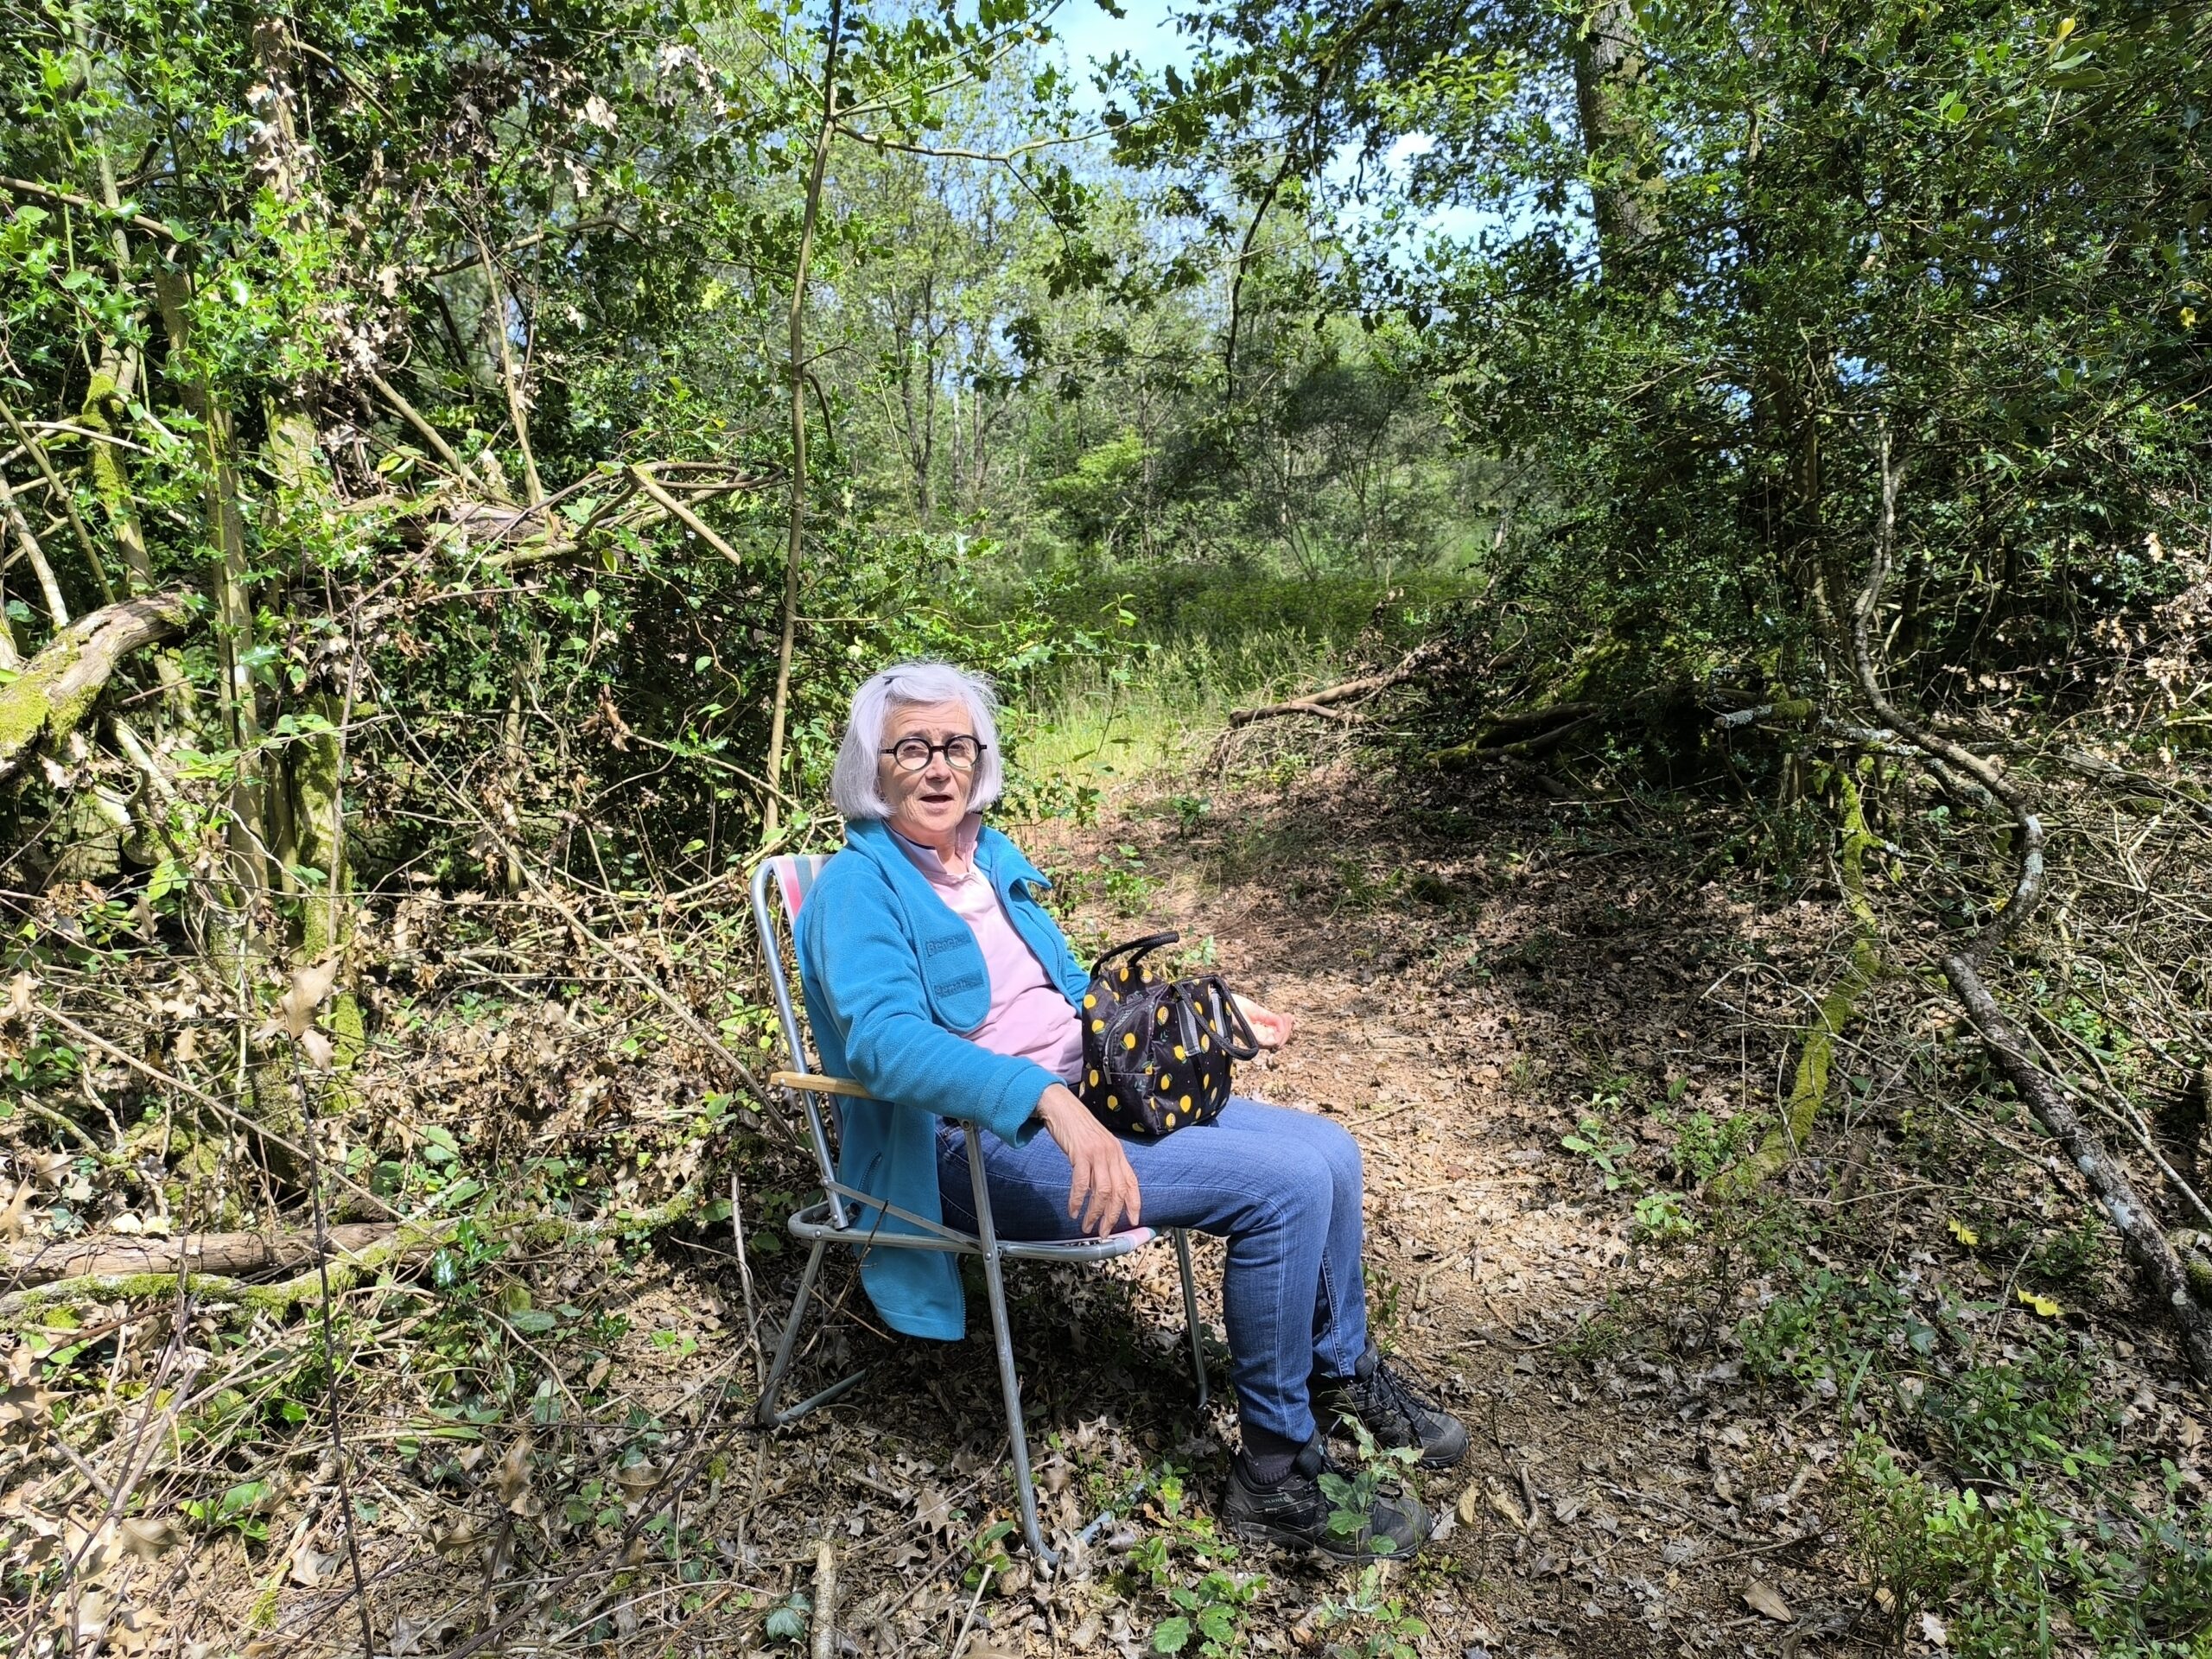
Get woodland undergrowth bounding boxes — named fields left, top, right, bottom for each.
left=4, top=647, right=2209, bottom=1656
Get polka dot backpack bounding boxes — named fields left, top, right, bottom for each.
left=1077, top=931, right=1262, bottom=1136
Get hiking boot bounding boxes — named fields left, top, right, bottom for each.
left=1223, top=1435, right=1430, bottom=1561
left=1311, top=1343, right=1471, bottom=1470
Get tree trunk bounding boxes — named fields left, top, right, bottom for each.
left=152, top=264, right=268, bottom=932
left=762, top=0, right=846, bottom=840
left=1570, top=0, right=1660, bottom=274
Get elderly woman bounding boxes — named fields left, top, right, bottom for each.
left=794, top=661, right=1465, bottom=1559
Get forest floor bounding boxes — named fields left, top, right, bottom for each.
left=974, top=757, right=1847, bottom=1659
left=48, top=741, right=2208, bottom=1659
left=626, top=748, right=1894, bottom=1659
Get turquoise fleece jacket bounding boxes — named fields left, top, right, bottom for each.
left=793, top=817, right=1090, bottom=1340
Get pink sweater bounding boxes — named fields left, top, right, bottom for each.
left=893, top=820, right=1085, bottom=1084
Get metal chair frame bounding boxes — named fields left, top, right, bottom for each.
left=747, top=857, right=1209, bottom=1567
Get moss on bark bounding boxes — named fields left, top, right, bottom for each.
left=0, top=592, right=192, bottom=780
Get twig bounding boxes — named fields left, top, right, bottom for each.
left=810, top=1540, right=839, bottom=1659
left=762, top=0, right=847, bottom=839
left=1223, top=655, right=1425, bottom=733
left=292, top=1061, right=377, bottom=1658
left=32, top=1005, right=389, bottom=1213
left=730, top=1170, right=766, bottom=1384
left=1602, top=1479, right=1767, bottom=1547
left=440, top=1340, right=755, bottom=1659
left=473, top=231, right=544, bottom=505
left=1700, top=1532, right=1814, bottom=1565
left=365, top=368, right=492, bottom=496
left=0, top=380, right=112, bottom=602
left=2020, top=1006, right=2212, bottom=1230
left=946, top=1559, right=994, bottom=1659
left=372, top=694, right=787, bottom=1132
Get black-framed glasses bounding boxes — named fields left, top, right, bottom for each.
left=881, top=734, right=986, bottom=772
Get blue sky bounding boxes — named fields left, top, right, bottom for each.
left=1042, top=0, right=1493, bottom=251
left=1049, top=0, right=1194, bottom=108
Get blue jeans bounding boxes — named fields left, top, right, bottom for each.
left=937, top=1096, right=1370, bottom=1444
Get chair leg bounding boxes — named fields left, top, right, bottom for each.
left=979, top=1234, right=1055, bottom=1571
left=968, top=1124, right=1057, bottom=1571
left=754, top=1236, right=830, bottom=1427
left=1173, top=1229, right=1209, bottom=1408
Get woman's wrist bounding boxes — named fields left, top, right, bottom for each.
left=1033, top=1082, right=1079, bottom=1134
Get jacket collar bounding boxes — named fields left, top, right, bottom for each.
left=887, top=812, right=982, bottom=880
left=844, top=817, right=1050, bottom=905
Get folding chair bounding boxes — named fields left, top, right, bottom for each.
left=747, top=855, right=1210, bottom=1568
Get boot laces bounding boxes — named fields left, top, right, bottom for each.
left=1362, top=1355, right=1443, bottom=1422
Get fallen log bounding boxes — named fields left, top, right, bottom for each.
left=1224, top=657, right=1423, bottom=729
left=0, top=589, right=194, bottom=782
left=1470, top=700, right=1607, bottom=741
left=1942, top=950, right=2212, bottom=1379
left=3, top=1223, right=394, bottom=1291
left=1429, top=709, right=1603, bottom=769
left=0, top=1188, right=703, bottom=1325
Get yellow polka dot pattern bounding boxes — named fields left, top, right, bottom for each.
left=1074, top=936, right=1254, bottom=1139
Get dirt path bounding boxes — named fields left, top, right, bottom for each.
left=943, top=762, right=1839, bottom=1658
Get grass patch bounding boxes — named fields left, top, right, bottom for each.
left=1002, top=626, right=1348, bottom=807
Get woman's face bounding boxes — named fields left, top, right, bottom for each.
left=880, top=699, right=976, bottom=848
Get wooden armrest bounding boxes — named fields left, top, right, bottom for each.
left=772, top=1071, right=874, bottom=1100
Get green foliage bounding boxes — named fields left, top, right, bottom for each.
left=1119, top=1469, right=1267, bottom=1659
left=1843, top=1436, right=2212, bottom=1659
left=1732, top=1241, right=2211, bottom=1655
left=1100, top=844, right=1156, bottom=917
left=1150, top=1566, right=1263, bottom=1656
left=1560, top=1111, right=1636, bottom=1192
left=762, top=1590, right=811, bottom=1643
left=1630, top=1190, right=1696, bottom=1243
left=181, top=1479, right=274, bottom=1544
left=1314, top=1419, right=1421, bottom=1553
left=1128, top=0, right=2210, bottom=770
left=1316, top=1561, right=1431, bottom=1659
left=1664, top=1109, right=1762, bottom=1187
left=1166, top=793, right=1211, bottom=835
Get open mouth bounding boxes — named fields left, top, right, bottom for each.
left=918, top=788, right=958, bottom=809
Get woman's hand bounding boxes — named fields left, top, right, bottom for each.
left=1033, top=1084, right=1142, bottom=1236
left=1234, top=995, right=1296, bottom=1050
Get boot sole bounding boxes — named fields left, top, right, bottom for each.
left=1227, top=1517, right=1427, bottom=1562
left=1416, top=1439, right=1470, bottom=1471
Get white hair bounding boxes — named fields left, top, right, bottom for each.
left=830, top=660, right=1005, bottom=822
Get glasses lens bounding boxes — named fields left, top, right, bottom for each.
left=892, top=738, right=933, bottom=770
left=944, top=736, right=980, bottom=770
